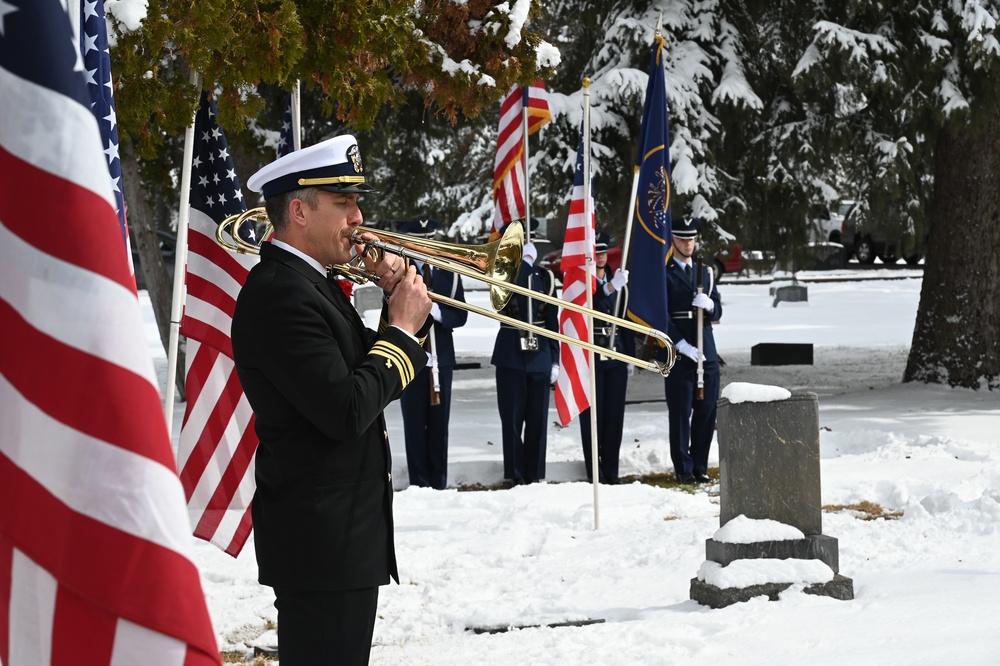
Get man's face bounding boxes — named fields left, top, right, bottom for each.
left=596, top=250, right=608, bottom=267
left=301, top=190, right=364, bottom=266
left=672, top=235, right=696, bottom=258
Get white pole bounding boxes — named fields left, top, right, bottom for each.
left=522, top=87, right=531, bottom=243
left=291, top=80, right=302, bottom=151
left=163, top=70, right=200, bottom=436
left=582, top=79, right=600, bottom=530
left=521, top=86, right=537, bottom=341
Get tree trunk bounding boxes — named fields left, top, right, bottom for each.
left=904, top=104, right=1000, bottom=389
left=121, top=139, right=186, bottom=399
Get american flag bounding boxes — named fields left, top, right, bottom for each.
left=79, top=0, right=130, bottom=270
left=626, top=36, right=672, bottom=336
left=0, top=2, right=220, bottom=664
left=555, top=125, right=596, bottom=427
left=491, top=79, right=551, bottom=238
left=177, top=92, right=259, bottom=557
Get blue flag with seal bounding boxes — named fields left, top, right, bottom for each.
left=625, top=35, right=672, bottom=339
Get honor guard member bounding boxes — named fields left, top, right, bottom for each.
left=232, top=135, right=433, bottom=665
left=662, top=216, right=722, bottom=484
left=398, top=217, right=468, bottom=489
left=579, top=232, right=633, bottom=484
left=490, top=218, right=559, bottom=484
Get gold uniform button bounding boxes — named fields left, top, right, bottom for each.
left=387, top=473, right=392, bottom=482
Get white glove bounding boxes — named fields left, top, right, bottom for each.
left=692, top=292, right=714, bottom=312
left=522, top=242, right=538, bottom=265
left=430, top=302, right=442, bottom=323
left=550, top=364, right=559, bottom=385
left=610, top=269, right=629, bottom=291
left=676, top=339, right=704, bottom=363
left=627, top=364, right=635, bottom=377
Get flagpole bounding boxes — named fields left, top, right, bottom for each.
left=164, top=71, right=200, bottom=436
left=291, top=79, right=302, bottom=151
left=582, top=78, right=600, bottom=530
left=521, top=85, right=537, bottom=343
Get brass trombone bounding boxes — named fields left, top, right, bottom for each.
left=216, top=209, right=676, bottom=376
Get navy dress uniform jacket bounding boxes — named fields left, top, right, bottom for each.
left=231, top=242, right=427, bottom=592
left=665, top=260, right=722, bottom=360
left=490, top=260, right=559, bottom=372
left=399, top=266, right=467, bottom=488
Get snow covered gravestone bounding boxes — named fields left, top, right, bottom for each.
left=690, top=383, right=854, bottom=608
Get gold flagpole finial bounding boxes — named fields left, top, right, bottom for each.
left=655, top=11, right=663, bottom=37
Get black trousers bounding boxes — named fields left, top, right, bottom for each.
left=273, top=586, right=379, bottom=665
left=579, top=358, right=629, bottom=483
left=663, top=358, right=720, bottom=476
left=495, top=366, right=550, bottom=481
left=400, top=365, right=454, bottom=489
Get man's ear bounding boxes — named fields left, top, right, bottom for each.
left=288, top=197, right=308, bottom=229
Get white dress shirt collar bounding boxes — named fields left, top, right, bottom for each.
left=271, top=239, right=328, bottom=277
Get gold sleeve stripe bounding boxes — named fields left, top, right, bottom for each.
left=370, top=341, right=415, bottom=385
left=378, top=315, right=388, bottom=335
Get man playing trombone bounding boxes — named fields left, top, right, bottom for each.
left=231, top=135, right=431, bottom=665
left=398, top=217, right=468, bottom=489
left=663, top=216, right=722, bottom=485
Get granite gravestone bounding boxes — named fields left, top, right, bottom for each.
left=690, top=390, right=854, bottom=608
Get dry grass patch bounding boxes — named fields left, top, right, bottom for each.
left=823, top=500, right=903, bottom=520
left=220, top=653, right=273, bottom=665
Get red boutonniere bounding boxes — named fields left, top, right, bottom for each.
left=335, top=277, right=354, bottom=299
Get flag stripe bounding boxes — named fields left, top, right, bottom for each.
left=0, top=66, right=115, bottom=213
left=0, top=299, right=174, bottom=473
left=8, top=547, right=57, bottom=666
left=0, top=146, right=134, bottom=293
left=0, top=216, right=154, bottom=386
left=52, top=584, right=117, bottom=664
left=0, top=372, right=191, bottom=554
left=0, top=535, right=11, bottom=664
left=0, top=455, right=218, bottom=658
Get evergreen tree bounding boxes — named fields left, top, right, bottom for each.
left=792, top=1, right=1000, bottom=389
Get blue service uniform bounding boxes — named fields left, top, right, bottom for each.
left=579, top=270, right=634, bottom=484
left=491, top=261, right=559, bottom=482
left=400, top=264, right=467, bottom=489
left=662, top=259, right=722, bottom=478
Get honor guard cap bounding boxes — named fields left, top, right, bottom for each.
left=399, top=217, right=441, bottom=238
left=595, top=231, right=610, bottom=253
left=672, top=216, right=702, bottom=239
left=247, top=134, right=379, bottom=199
left=497, top=217, right=540, bottom=236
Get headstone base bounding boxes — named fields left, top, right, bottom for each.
left=705, top=535, right=841, bottom=573
left=690, top=573, right=854, bottom=609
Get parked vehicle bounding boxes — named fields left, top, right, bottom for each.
left=811, top=200, right=854, bottom=244
left=711, top=243, right=745, bottom=277
left=840, top=203, right=926, bottom=265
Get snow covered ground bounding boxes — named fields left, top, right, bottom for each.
left=147, top=268, right=1000, bottom=664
